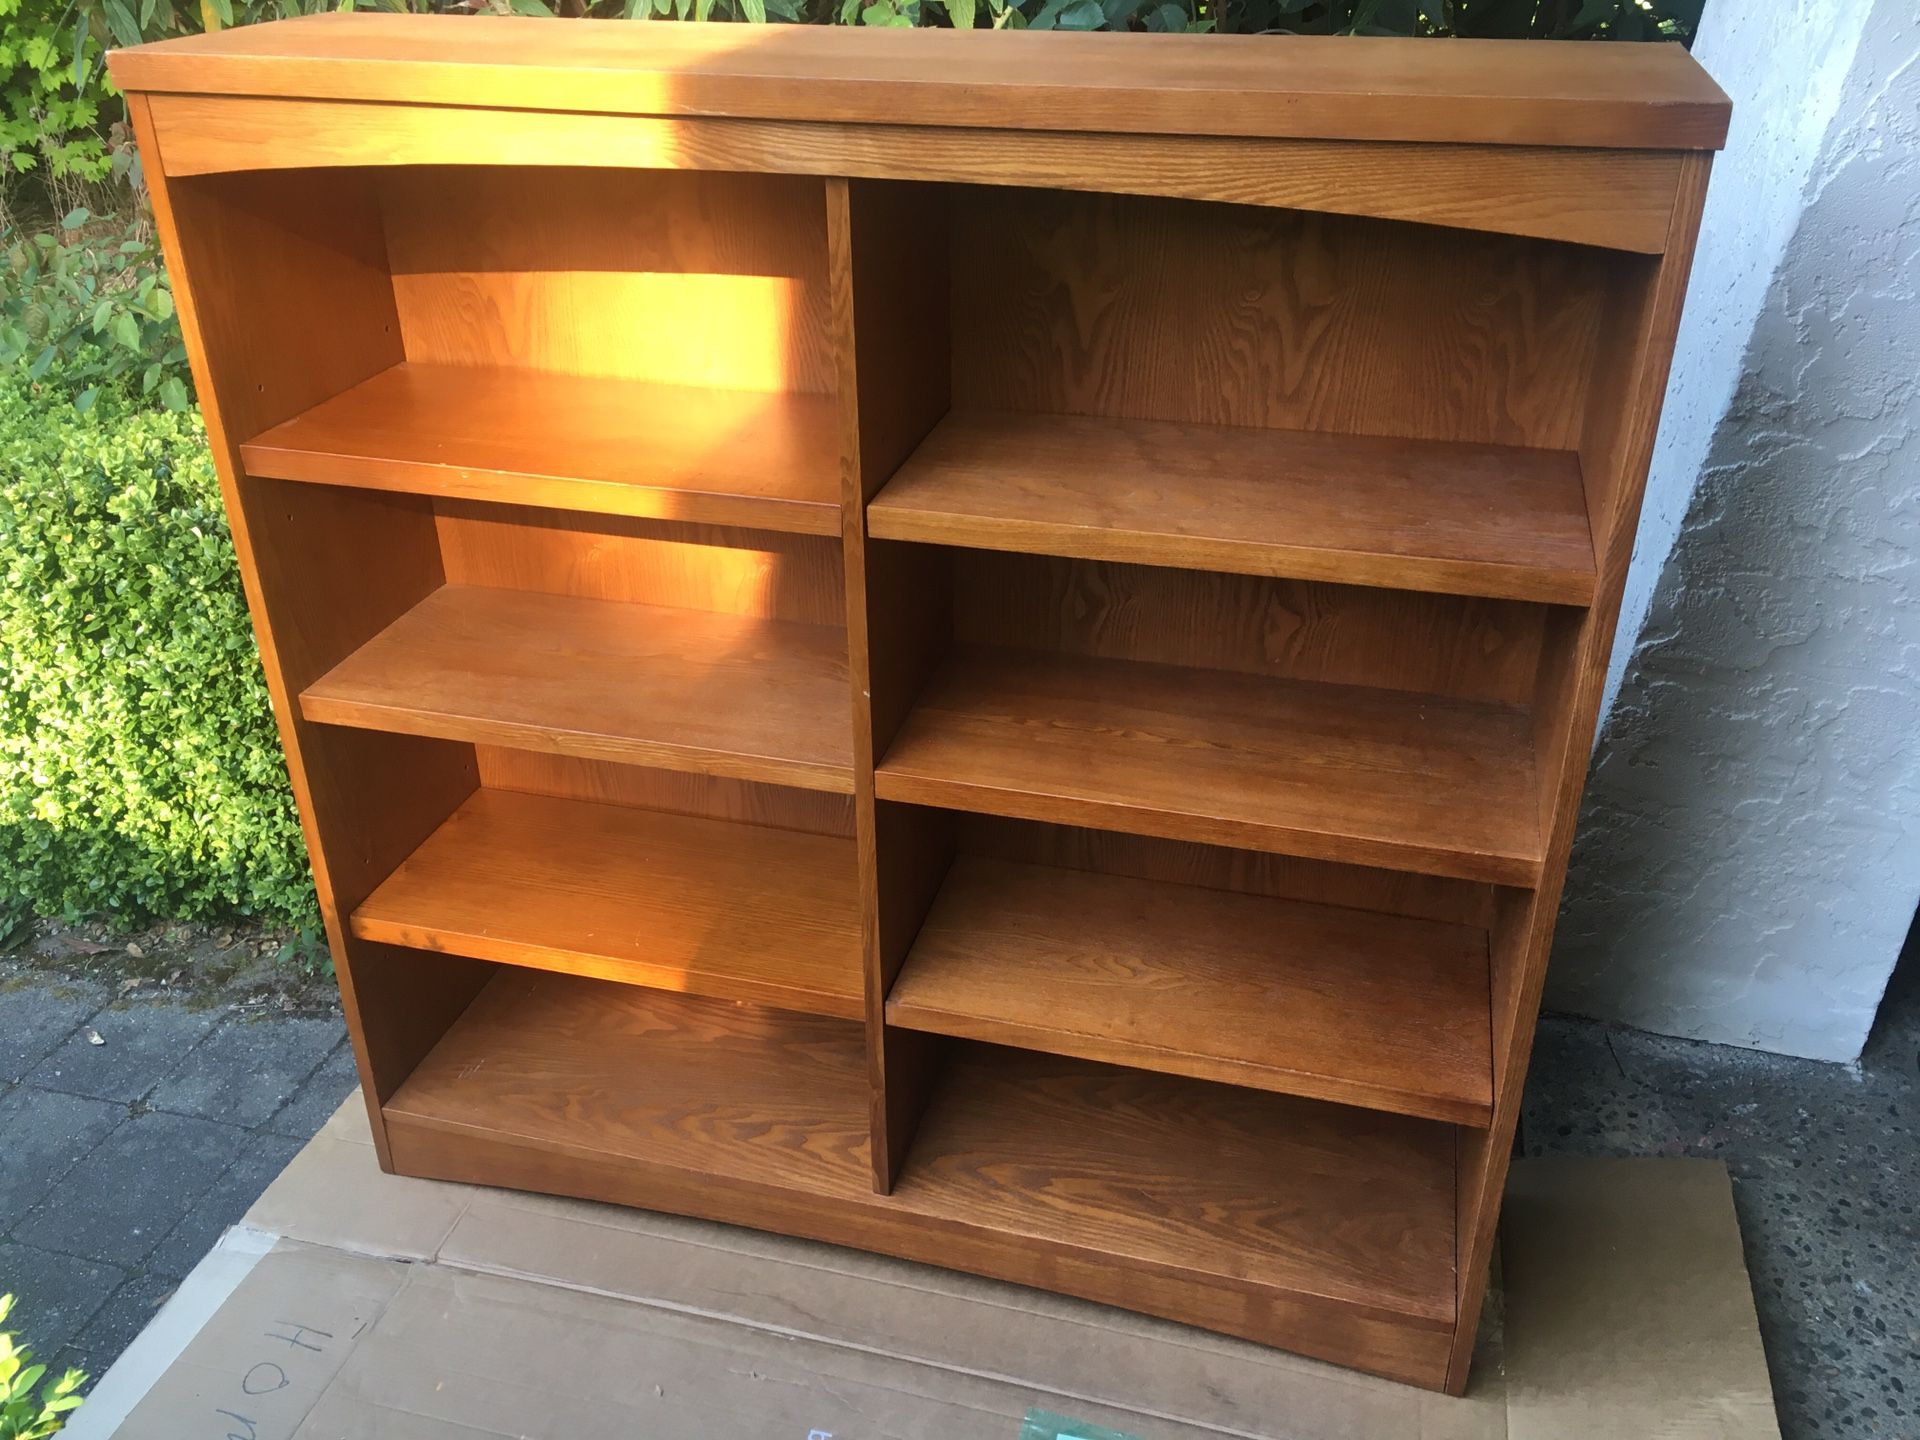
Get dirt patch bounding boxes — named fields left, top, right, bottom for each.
left=0, top=916, right=341, bottom=1018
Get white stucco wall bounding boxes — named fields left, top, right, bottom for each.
left=1554, top=0, right=1920, bottom=1062
left=1603, top=0, right=1876, bottom=718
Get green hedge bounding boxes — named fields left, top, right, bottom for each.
left=0, top=365, right=316, bottom=933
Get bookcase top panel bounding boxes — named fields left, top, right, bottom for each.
left=109, top=14, right=1729, bottom=152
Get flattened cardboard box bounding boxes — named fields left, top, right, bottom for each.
left=68, top=1097, right=1778, bottom=1440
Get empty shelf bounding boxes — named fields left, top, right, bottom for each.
left=353, top=789, right=863, bottom=1019
left=867, top=409, right=1594, bottom=605
left=876, top=648, right=1542, bottom=886
left=887, top=855, right=1492, bottom=1124
left=241, top=362, right=842, bottom=535
left=384, top=972, right=1457, bottom=1349
left=302, top=585, right=854, bottom=794
left=386, top=971, right=873, bottom=1195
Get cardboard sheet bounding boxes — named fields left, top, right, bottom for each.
left=67, top=1097, right=1779, bottom=1440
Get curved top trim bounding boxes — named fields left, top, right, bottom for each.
left=109, top=14, right=1729, bottom=152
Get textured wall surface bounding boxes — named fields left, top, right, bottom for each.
left=1603, top=0, right=1874, bottom=718
left=1554, top=1, right=1920, bottom=1062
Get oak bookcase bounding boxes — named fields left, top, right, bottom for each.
left=111, top=19, right=1728, bottom=1393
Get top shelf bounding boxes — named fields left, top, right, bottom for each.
left=109, top=17, right=1731, bottom=152
left=240, top=362, right=842, bottom=537
left=868, top=410, right=1596, bottom=606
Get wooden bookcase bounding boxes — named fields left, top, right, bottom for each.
left=111, top=19, right=1728, bottom=1393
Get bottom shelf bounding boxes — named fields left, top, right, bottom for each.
left=383, top=970, right=1459, bottom=1387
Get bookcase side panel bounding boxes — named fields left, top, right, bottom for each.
left=132, top=103, right=489, bottom=1159
left=1449, top=151, right=1716, bottom=1394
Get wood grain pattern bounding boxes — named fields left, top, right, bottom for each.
left=112, top=17, right=1731, bottom=150
left=870, top=409, right=1594, bottom=605
left=378, top=166, right=835, bottom=394
left=952, top=188, right=1610, bottom=454
left=477, top=748, right=854, bottom=838
left=386, top=970, right=873, bottom=1189
left=958, top=815, right=1495, bottom=931
left=301, top=584, right=854, bottom=794
left=143, top=95, right=1683, bottom=254
left=355, top=789, right=862, bottom=1019
left=433, top=502, right=845, bottom=629
left=887, top=855, right=1491, bottom=1123
left=879, top=648, right=1541, bottom=885
left=954, top=552, right=1546, bottom=708
left=383, top=970, right=1458, bottom=1383
left=240, top=362, right=842, bottom=535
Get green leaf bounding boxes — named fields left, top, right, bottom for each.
left=28, top=346, right=56, bottom=381
left=159, top=376, right=191, bottom=411
left=738, top=0, right=766, bottom=21
left=105, top=0, right=146, bottom=47
left=943, top=0, right=974, bottom=26
left=61, top=207, right=91, bottom=230
left=72, top=13, right=90, bottom=89
left=507, top=0, right=553, bottom=13
left=111, top=310, right=143, bottom=349
left=74, top=388, right=100, bottom=413
left=148, top=288, right=175, bottom=321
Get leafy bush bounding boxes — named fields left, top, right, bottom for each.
left=0, top=361, right=319, bottom=935
left=0, top=1295, right=84, bottom=1440
left=1, top=204, right=189, bottom=412
left=0, top=0, right=112, bottom=185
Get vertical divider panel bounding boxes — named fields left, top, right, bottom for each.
left=826, top=176, right=955, bottom=1191
left=130, top=102, right=489, bottom=1167
left=1448, top=151, right=1716, bottom=1393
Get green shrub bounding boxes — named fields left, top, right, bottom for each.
left=0, top=362, right=318, bottom=934
left=1, top=204, right=190, bottom=412
left=0, top=1295, right=84, bottom=1440
left=0, top=0, right=112, bottom=185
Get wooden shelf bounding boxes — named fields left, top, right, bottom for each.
left=302, top=584, right=854, bottom=794
left=240, top=362, right=842, bottom=535
left=353, top=789, right=863, bottom=1019
left=886, top=855, right=1492, bottom=1125
left=897, top=1042, right=1457, bottom=1333
left=877, top=648, right=1542, bottom=886
left=868, top=410, right=1595, bottom=605
left=386, top=971, right=874, bottom=1195
left=384, top=970, right=1456, bottom=1361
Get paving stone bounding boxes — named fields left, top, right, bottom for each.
left=65, top=1268, right=181, bottom=1370
left=0, top=979, right=108, bottom=1084
left=266, top=1039, right=359, bottom=1141
left=15, top=1110, right=248, bottom=1268
left=150, top=1013, right=346, bottom=1128
left=28, top=999, right=223, bottom=1104
left=0, top=1242, right=123, bottom=1356
left=0, top=1086, right=124, bottom=1221
left=147, top=1132, right=303, bottom=1277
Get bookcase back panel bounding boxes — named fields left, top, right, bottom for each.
left=957, top=815, right=1493, bottom=930
left=952, top=550, right=1547, bottom=708
left=377, top=166, right=835, bottom=392
left=433, top=502, right=845, bottom=626
left=950, top=185, right=1611, bottom=452
left=476, top=749, right=856, bottom=839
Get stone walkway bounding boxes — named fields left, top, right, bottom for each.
left=0, top=971, right=353, bottom=1381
